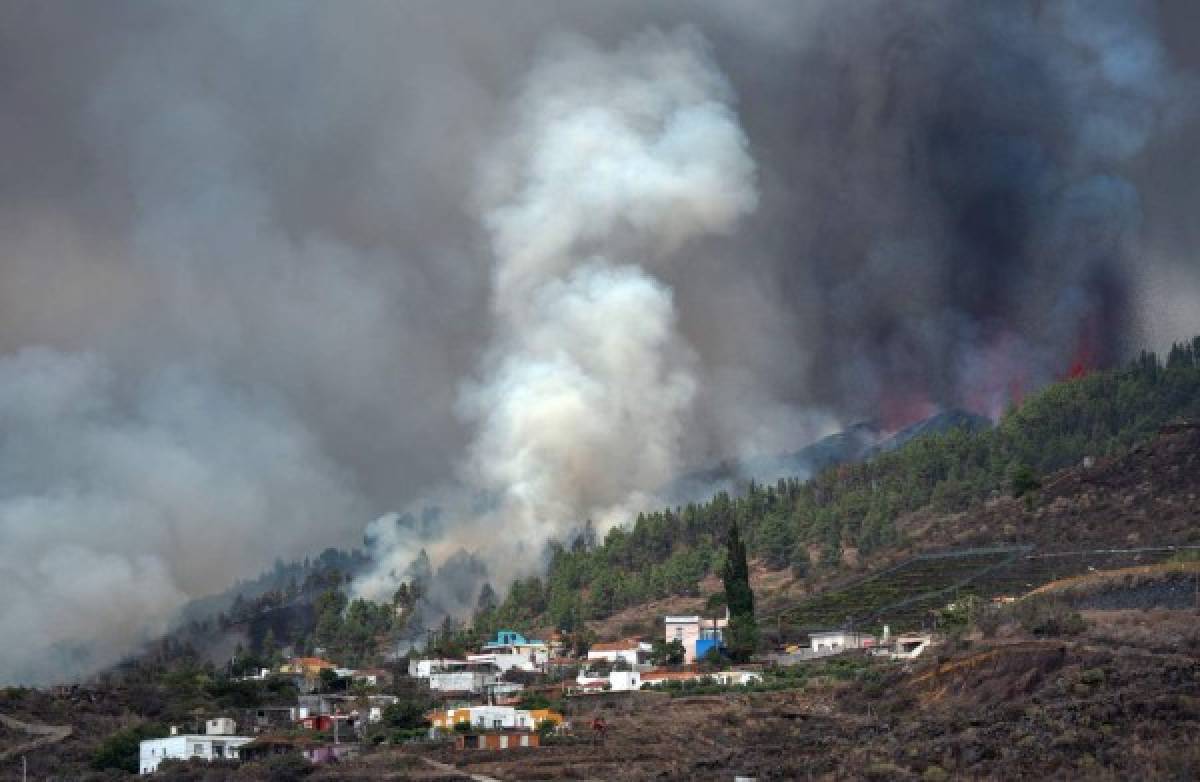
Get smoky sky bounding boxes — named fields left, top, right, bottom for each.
left=0, top=0, right=1196, bottom=682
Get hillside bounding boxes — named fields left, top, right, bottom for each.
left=292, top=628, right=1200, bottom=781
left=162, top=342, right=1200, bottom=659
left=147, top=342, right=1200, bottom=662
left=1, top=342, right=1198, bottom=780
left=599, top=419, right=1200, bottom=642
left=469, top=341, right=1200, bottom=641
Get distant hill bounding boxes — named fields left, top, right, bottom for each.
left=875, top=408, right=991, bottom=452
left=665, top=421, right=883, bottom=501
left=668, top=408, right=991, bottom=500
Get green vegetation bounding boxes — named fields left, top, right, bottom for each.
left=722, top=521, right=759, bottom=660
left=91, top=723, right=168, bottom=773
left=159, top=336, right=1200, bottom=663
left=516, top=693, right=567, bottom=713
left=475, top=339, right=1200, bottom=632
left=783, top=548, right=1023, bottom=630
left=649, top=638, right=686, bottom=666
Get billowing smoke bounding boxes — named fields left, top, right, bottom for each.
left=0, top=1, right=1196, bottom=681
left=359, top=28, right=757, bottom=600
left=701, top=0, right=1192, bottom=423
left=0, top=349, right=361, bottom=682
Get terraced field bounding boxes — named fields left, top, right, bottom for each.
left=970, top=547, right=1193, bottom=599
left=780, top=545, right=1197, bottom=633
left=781, top=546, right=1028, bottom=631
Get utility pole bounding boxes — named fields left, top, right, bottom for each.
left=22, top=755, right=27, bottom=782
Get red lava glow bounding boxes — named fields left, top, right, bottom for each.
left=962, top=333, right=1029, bottom=420
left=880, top=392, right=938, bottom=433
left=1064, top=320, right=1098, bottom=380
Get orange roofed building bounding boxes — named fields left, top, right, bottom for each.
left=280, top=657, right=336, bottom=676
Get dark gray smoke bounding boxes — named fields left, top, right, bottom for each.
left=0, top=0, right=1195, bottom=682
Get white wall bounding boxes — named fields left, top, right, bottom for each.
left=609, top=671, right=641, bottom=691
left=465, top=706, right=537, bottom=730
left=428, top=671, right=497, bottom=693
left=139, top=736, right=252, bottom=775
left=809, top=632, right=874, bottom=652
left=586, top=648, right=641, bottom=666
left=410, top=658, right=468, bottom=677
left=468, top=652, right=539, bottom=672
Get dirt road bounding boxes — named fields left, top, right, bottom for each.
left=0, top=713, right=72, bottom=762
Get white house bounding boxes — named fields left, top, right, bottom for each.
left=712, top=670, right=763, bottom=686
left=139, top=723, right=252, bottom=775
left=586, top=639, right=650, bottom=667
left=574, top=669, right=643, bottom=692
left=409, top=658, right=471, bottom=678
left=428, top=705, right=558, bottom=732
left=888, top=633, right=931, bottom=662
left=427, top=668, right=499, bottom=694
left=467, top=650, right=542, bottom=673
left=808, top=631, right=876, bottom=653
left=482, top=631, right=550, bottom=664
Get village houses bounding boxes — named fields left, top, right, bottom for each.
left=663, top=613, right=728, bottom=662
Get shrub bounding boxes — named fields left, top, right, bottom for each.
left=1012, top=597, right=1087, bottom=637
left=1010, top=464, right=1041, bottom=498
left=261, top=753, right=314, bottom=781
left=91, top=723, right=168, bottom=773
left=382, top=698, right=431, bottom=729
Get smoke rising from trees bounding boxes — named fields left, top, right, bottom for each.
left=0, top=1, right=1195, bottom=681
left=358, top=27, right=757, bottom=603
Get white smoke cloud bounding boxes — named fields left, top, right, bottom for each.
left=360, top=27, right=757, bottom=602
left=0, top=348, right=361, bottom=682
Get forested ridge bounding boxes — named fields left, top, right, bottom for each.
left=178, top=337, right=1200, bottom=660
left=472, top=337, right=1200, bottom=634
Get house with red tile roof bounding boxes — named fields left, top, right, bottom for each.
left=586, top=638, right=650, bottom=666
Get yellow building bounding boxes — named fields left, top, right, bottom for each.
left=427, top=705, right=563, bottom=731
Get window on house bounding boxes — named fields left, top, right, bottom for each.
left=192, top=744, right=204, bottom=756
left=673, top=627, right=682, bottom=639
left=493, top=719, right=503, bottom=729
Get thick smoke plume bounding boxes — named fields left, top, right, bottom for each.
left=360, top=28, right=757, bottom=599
left=0, top=349, right=360, bottom=682
left=0, top=1, right=1195, bottom=681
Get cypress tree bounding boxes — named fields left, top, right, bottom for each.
left=721, top=521, right=758, bottom=661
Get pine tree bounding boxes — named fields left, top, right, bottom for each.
left=476, top=582, right=497, bottom=614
